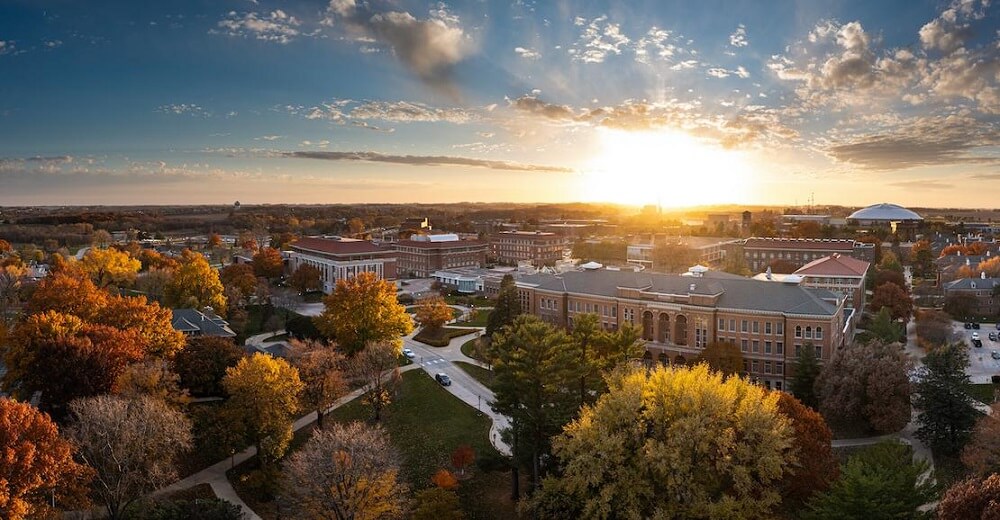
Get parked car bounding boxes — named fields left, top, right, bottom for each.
left=972, top=332, right=980, bottom=341
left=973, top=322, right=981, bottom=329
left=435, top=373, right=452, bottom=386
left=402, top=348, right=415, bottom=359
left=990, top=332, right=997, bottom=341
left=966, top=322, right=973, bottom=329
left=992, top=350, right=1000, bottom=360
left=974, top=339, right=984, bottom=348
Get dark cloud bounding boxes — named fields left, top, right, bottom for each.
left=282, top=150, right=572, bottom=173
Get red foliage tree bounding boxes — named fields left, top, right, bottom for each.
left=870, top=282, right=913, bottom=322
left=937, top=473, right=1000, bottom=519
left=451, top=444, right=476, bottom=477
left=775, top=392, right=839, bottom=509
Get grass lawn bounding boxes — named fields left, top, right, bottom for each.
left=455, top=309, right=492, bottom=327
left=455, top=361, right=494, bottom=390
left=461, top=337, right=489, bottom=363
left=967, top=383, right=996, bottom=404
left=445, top=295, right=493, bottom=307
left=413, top=326, right=476, bottom=347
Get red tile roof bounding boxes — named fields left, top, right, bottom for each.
left=794, top=253, right=871, bottom=276
left=291, top=237, right=387, bottom=255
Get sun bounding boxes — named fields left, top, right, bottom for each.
left=579, top=128, right=755, bottom=207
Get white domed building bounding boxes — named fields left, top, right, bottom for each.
left=847, top=203, right=923, bottom=233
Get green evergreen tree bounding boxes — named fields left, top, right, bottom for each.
left=486, top=274, right=522, bottom=338
left=868, top=307, right=904, bottom=344
left=801, top=441, right=936, bottom=520
left=915, top=343, right=983, bottom=455
left=790, top=343, right=821, bottom=409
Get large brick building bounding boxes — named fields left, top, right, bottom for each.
left=392, top=234, right=487, bottom=278
left=517, top=266, right=846, bottom=390
left=489, top=231, right=565, bottom=267
left=943, top=274, right=1000, bottom=317
left=287, top=236, right=397, bottom=293
left=740, top=237, right=875, bottom=272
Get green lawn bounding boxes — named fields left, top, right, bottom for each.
left=444, top=295, right=493, bottom=307
left=413, top=326, right=476, bottom=347
left=455, top=361, right=494, bottom=390
left=455, top=309, right=492, bottom=327
left=967, top=383, right=996, bottom=405
left=461, top=337, right=489, bottom=363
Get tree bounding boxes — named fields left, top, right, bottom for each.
left=816, top=341, right=912, bottom=434
left=867, top=306, right=905, bottom=344
left=269, top=232, right=297, bottom=251
left=287, top=339, right=347, bottom=429
left=313, top=272, right=412, bottom=355
left=164, top=250, right=227, bottom=316
left=800, top=441, right=935, bottom=520
left=489, top=315, right=586, bottom=491
left=25, top=270, right=108, bottom=321
left=4, top=311, right=146, bottom=418
left=223, top=353, right=303, bottom=465
left=92, top=229, right=114, bottom=249
left=79, top=247, right=141, bottom=289
left=95, top=294, right=186, bottom=359
left=346, top=217, right=366, bottom=235
left=138, top=249, right=178, bottom=272
left=915, top=343, right=982, bottom=455
left=0, top=264, right=26, bottom=332
left=962, top=404, right=1000, bottom=475
left=775, top=393, right=838, bottom=510
left=68, top=395, right=194, bottom=520
left=431, top=469, right=459, bottom=490
left=870, top=282, right=913, bottom=322
left=414, top=296, right=453, bottom=332
left=288, top=264, right=322, bottom=294
left=651, top=243, right=698, bottom=273
left=135, top=268, right=173, bottom=303
left=207, top=233, right=224, bottom=249
left=412, top=487, right=463, bottom=520
left=114, top=360, right=191, bottom=409
left=873, top=269, right=907, bottom=292
left=910, top=240, right=934, bottom=279
left=220, top=264, right=257, bottom=305
left=790, top=343, right=821, bottom=409
left=878, top=251, right=904, bottom=273
left=0, top=398, right=93, bottom=520
left=534, top=364, right=794, bottom=519
left=282, top=422, right=407, bottom=520
left=173, top=337, right=244, bottom=397
left=915, top=309, right=952, bottom=349
left=695, top=341, right=743, bottom=377
left=451, top=444, right=475, bottom=477
left=944, top=293, right=978, bottom=321
left=485, top=274, right=522, bottom=338
left=252, top=247, right=284, bottom=280
left=937, top=473, right=1000, bottom=519
left=349, top=341, right=401, bottom=422
left=131, top=498, right=245, bottom=520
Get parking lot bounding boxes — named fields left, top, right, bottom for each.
left=951, top=321, right=1000, bottom=384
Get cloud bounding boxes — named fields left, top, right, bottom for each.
left=826, top=114, right=1000, bottom=170
left=569, top=15, right=631, bottom=63
left=282, top=150, right=573, bottom=173
left=156, top=103, right=209, bottom=116
left=215, top=9, right=301, bottom=44
left=887, top=179, right=954, bottom=190
left=44, top=39, right=62, bottom=49
left=729, top=24, right=748, bottom=47
left=515, top=46, right=541, bottom=59
left=323, top=1, right=472, bottom=95
left=707, top=68, right=730, bottom=78
left=349, top=100, right=475, bottom=123
left=0, top=41, right=13, bottom=55
left=920, top=0, right=989, bottom=53
left=255, top=135, right=284, bottom=141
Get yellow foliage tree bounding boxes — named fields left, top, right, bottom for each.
left=79, top=247, right=141, bottom=288
left=222, top=353, right=303, bottom=464
left=164, top=249, right=227, bottom=316
left=314, top=272, right=412, bottom=355
left=415, top=296, right=453, bottom=332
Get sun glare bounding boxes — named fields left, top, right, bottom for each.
left=580, top=129, right=754, bottom=207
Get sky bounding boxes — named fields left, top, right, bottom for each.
left=0, top=0, right=997, bottom=208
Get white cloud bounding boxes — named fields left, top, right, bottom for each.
left=0, top=40, right=13, bottom=55
left=735, top=66, right=750, bottom=78
left=215, top=9, right=302, bottom=44
left=729, top=24, right=748, bottom=47
left=255, top=135, right=284, bottom=141
left=515, top=46, right=541, bottom=59
left=156, top=104, right=209, bottom=117
left=569, top=15, right=631, bottom=63
left=707, top=68, right=730, bottom=78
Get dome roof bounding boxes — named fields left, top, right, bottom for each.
left=848, top=203, right=923, bottom=221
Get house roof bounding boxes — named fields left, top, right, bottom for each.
left=794, top=253, right=871, bottom=277
left=944, top=277, right=1000, bottom=291
left=171, top=308, right=236, bottom=337
left=292, top=236, right=386, bottom=255
left=743, top=237, right=857, bottom=251
left=517, top=269, right=840, bottom=316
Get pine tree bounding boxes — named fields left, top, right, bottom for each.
left=486, top=274, right=522, bottom=338
left=790, top=343, right=821, bottom=409
left=915, top=343, right=983, bottom=455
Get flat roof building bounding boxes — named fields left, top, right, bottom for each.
left=392, top=234, right=487, bottom=278
left=287, top=236, right=397, bottom=293
left=740, top=237, right=875, bottom=272
left=489, top=230, right=565, bottom=267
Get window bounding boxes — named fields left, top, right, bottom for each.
left=752, top=340, right=760, bottom=353
left=765, top=322, right=772, bottom=335
left=794, top=344, right=802, bottom=356
left=775, top=381, right=782, bottom=391
left=777, top=342, right=784, bottom=355
left=741, top=339, right=748, bottom=353
left=743, top=360, right=749, bottom=373
left=729, top=319, right=736, bottom=331
left=815, top=345, right=823, bottom=358
left=764, top=341, right=772, bottom=354
left=777, top=322, right=784, bottom=335
left=805, top=326, right=813, bottom=339
left=776, top=362, right=784, bottom=374
left=816, top=326, right=823, bottom=339
left=752, top=321, right=760, bottom=333
left=795, top=326, right=802, bottom=338
left=752, top=360, right=759, bottom=373
left=612, top=306, right=617, bottom=317
left=718, top=318, right=725, bottom=331
left=764, top=361, right=772, bottom=374
left=741, top=320, right=748, bottom=332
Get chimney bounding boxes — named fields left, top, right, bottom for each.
left=689, top=283, right=696, bottom=292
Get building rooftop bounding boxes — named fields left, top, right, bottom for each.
left=743, top=237, right=858, bottom=251
left=794, top=253, right=871, bottom=277
left=517, top=268, right=840, bottom=316
left=848, top=203, right=923, bottom=222
left=171, top=308, right=236, bottom=337
left=944, top=277, right=1000, bottom=291
left=292, top=236, right=386, bottom=255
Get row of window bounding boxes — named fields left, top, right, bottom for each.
left=718, top=318, right=785, bottom=336
left=794, top=325, right=823, bottom=340
left=743, top=359, right=785, bottom=375
left=726, top=338, right=785, bottom=355
left=568, top=300, right=618, bottom=317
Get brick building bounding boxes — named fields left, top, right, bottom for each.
left=489, top=231, right=565, bottom=267
left=287, top=236, right=397, bottom=293
left=392, top=234, right=487, bottom=278
left=517, top=266, right=846, bottom=390
left=740, top=237, right=875, bottom=272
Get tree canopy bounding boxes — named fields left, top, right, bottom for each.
left=937, top=473, right=1000, bottom=520
left=915, top=343, right=982, bottom=455
left=79, top=247, right=141, bottom=289
left=816, top=341, right=912, bottom=434
left=414, top=296, right=453, bottom=332
left=313, top=272, right=412, bottom=355
left=485, top=274, right=521, bottom=338
left=164, top=250, right=227, bottom=316
left=222, top=353, right=303, bottom=465
left=252, top=247, right=284, bottom=279
left=775, top=392, right=838, bottom=510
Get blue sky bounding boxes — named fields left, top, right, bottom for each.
left=0, top=0, right=997, bottom=207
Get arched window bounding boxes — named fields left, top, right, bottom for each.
left=816, top=326, right=823, bottom=339
left=805, top=326, right=813, bottom=339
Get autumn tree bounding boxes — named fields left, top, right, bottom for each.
left=873, top=268, right=907, bottom=292
left=350, top=341, right=401, bottom=422
left=252, top=247, right=284, bottom=279
left=412, top=487, right=463, bottom=520
left=314, top=271, right=412, bottom=355
left=431, top=469, right=459, bottom=490
left=915, top=343, right=982, bottom=455
left=0, top=264, right=26, bottom=336
left=961, top=403, right=1000, bottom=475
left=878, top=251, right=904, bottom=273
left=25, top=270, right=108, bottom=320
left=910, top=240, right=934, bottom=279
left=3, top=312, right=145, bottom=417
left=68, top=395, right=193, bottom=520
left=800, top=441, right=935, bottom=520
left=269, top=232, right=297, bottom=251
left=816, top=341, right=912, bottom=434
left=915, top=309, right=952, bottom=349
left=138, top=249, right=178, bottom=272
left=415, top=295, right=453, bottom=332
left=695, top=341, right=743, bottom=377
left=485, top=274, right=522, bottom=338
left=870, top=282, right=913, bottom=322
left=95, top=294, right=186, bottom=359
left=164, top=249, right=227, bottom=316
left=113, top=360, right=191, bottom=409
left=135, top=268, right=173, bottom=303
left=937, top=473, right=1000, bottom=519
left=219, top=263, right=257, bottom=306
left=775, top=393, right=838, bottom=511
left=287, top=339, right=347, bottom=429
left=0, top=398, right=93, bottom=520
left=172, top=337, right=244, bottom=397
left=790, top=343, right=821, bottom=409
left=222, top=353, right=303, bottom=465
left=490, top=315, right=586, bottom=491
left=92, top=229, right=113, bottom=249
left=451, top=444, right=475, bottom=477
left=530, top=364, right=794, bottom=519
left=79, top=247, right=141, bottom=289
left=282, top=422, right=407, bottom=520
left=651, top=243, right=698, bottom=273
left=288, top=263, right=322, bottom=294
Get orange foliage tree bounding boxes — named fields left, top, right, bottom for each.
left=252, top=247, right=284, bottom=279
left=0, top=398, right=93, bottom=520
left=451, top=444, right=476, bottom=477
left=288, top=264, right=322, bottom=294
left=94, top=295, right=185, bottom=359
left=431, top=469, right=459, bottom=490
left=775, top=392, right=839, bottom=509
left=220, top=263, right=257, bottom=304
left=870, top=282, right=913, bottom=322
left=25, top=271, right=108, bottom=320
left=78, top=247, right=141, bottom=288
left=415, top=296, right=453, bottom=332
left=937, top=473, right=1000, bottom=519
left=961, top=403, right=1000, bottom=475
left=314, top=272, right=413, bottom=355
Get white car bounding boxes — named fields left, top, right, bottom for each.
left=402, top=348, right=415, bottom=359
left=973, top=332, right=981, bottom=341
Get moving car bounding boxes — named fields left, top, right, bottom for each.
left=402, top=348, right=415, bottom=359
left=435, top=373, right=452, bottom=386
